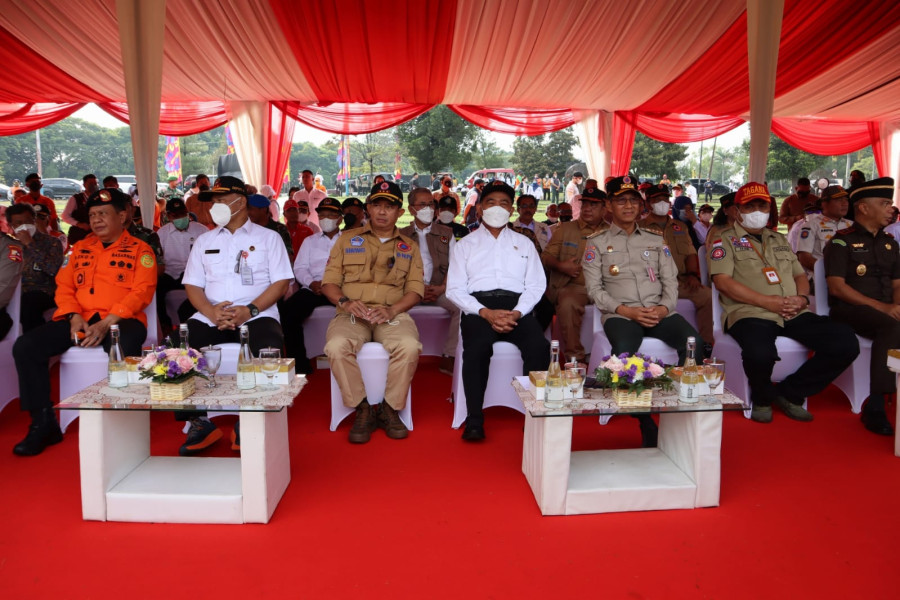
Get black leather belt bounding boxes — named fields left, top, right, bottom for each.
left=472, top=290, right=519, bottom=298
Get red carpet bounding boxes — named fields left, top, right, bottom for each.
left=0, top=357, right=898, bottom=599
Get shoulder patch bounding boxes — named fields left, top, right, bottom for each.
left=835, top=226, right=856, bottom=235
left=7, top=244, right=23, bottom=262
left=140, top=252, right=155, bottom=268
left=397, top=240, right=410, bottom=252
left=640, top=226, right=663, bottom=236
left=583, top=249, right=596, bottom=263
left=710, top=247, right=726, bottom=260
left=800, top=229, right=810, bottom=239
left=830, top=238, right=846, bottom=247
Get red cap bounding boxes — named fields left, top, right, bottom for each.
left=735, top=182, right=770, bottom=205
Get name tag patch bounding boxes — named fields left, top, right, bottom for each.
left=345, top=247, right=365, bottom=254
left=396, top=252, right=412, bottom=260
left=730, top=236, right=752, bottom=250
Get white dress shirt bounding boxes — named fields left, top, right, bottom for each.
left=182, top=219, right=294, bottom=325
left=446, top=225, right=546, bottom=316
left=157, top=221, right=210, bottom=278
left=292, top=187, right=327, bottom=226
left=565, top=181, right=581, bottom=220
left=293, top=230, right=341, bottom=288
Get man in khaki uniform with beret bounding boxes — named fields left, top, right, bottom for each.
left=710, top=182, right=858, bottom=424
left=322, top=181, right=424, bottom=444
left=583, top=176, right=701, bottom=447
left=542, top=181, right=608, bottom=362
left=641, top=182, right=714, bottom=348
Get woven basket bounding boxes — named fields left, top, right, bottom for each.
left=149, top=377, right=196, bottom=402
left=613, top=388, right=653, bottom=407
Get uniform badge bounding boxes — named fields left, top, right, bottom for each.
left=800, top=229, right=810, bottom=239
left=606, top=245, right=613, bottom=253
left=856, top=264, right=867, bottom=276
left=76, top=273, right=84, bottom=285
left=887, top=244, right=893, bottom=250
left=7, top=244, right=22, bottom=262
left=643, top=250, right=650, bottom=257
left=350, top=236, right=364, bottom=247
left=397, top=241, right=410, bottom=252
left=710, top=247, right=726, bottom=261
left=249, top=246, right=255, bottom=252
left=831, top=239, right=846, bottom=246
left=662, top=246, right=671, bottom=257
left=609, top=265, right=620, bottom=275
left=440, top=236, right=449, bottom=244
left=584, top=249, right=596, bottom=263
left=672, top=223, right=682, bottom=232
left=140, top=253, right=154, bottom=268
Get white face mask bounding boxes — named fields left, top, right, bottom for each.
left=415, top=206, right=434, bottom=224
left=651, top=201, right=670, bottom=216
left=14, top=224, right=36, bottom=237
left=209, top=198, right=242, bottom=227
left=438, top=210, right=455, bottom=224
left=297, top=212, right=309, bottom=223
left=482, top=206, right=511, bottom=228
left=741, top=210, right=770, bottom=230
left=320, top=217, right=339, bottom=233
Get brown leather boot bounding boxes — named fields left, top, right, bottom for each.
left=348, top=399, right=377, bottom=444
left=377, top=402, right=409, bottom=439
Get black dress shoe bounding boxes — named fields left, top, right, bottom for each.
left=13, top=412, right=63, bottom=457
left=861, top=410, right=894, bottom=436
left=638, top=414, right=658, bottom=448
left=461, top=424, right=486, bottom=442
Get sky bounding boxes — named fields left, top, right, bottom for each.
left=73, top=104, right=750, bottom=162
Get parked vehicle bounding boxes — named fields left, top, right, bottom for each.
left=1, top=183, right=10, bottom=202
left=357, top=172, right=399, bottom=195
left=40, top=178, right=83, bottom=199
left=688, top=178, right=730, bottom=196
left=464, top=168, right=515, bottom=189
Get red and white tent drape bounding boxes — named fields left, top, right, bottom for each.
left=1, top=0, right=899, bottom=218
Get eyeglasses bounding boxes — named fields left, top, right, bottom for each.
left=611, top=197, right=641, bottom=207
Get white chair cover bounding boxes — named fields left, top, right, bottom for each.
left=329, top=342, right=412, bottom=431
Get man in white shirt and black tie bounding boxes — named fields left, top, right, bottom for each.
left=447, top=180, right=550, bottom=441
left=281, top=198, right=343, bottom=371
left=178, top=176, right=294, bottom=456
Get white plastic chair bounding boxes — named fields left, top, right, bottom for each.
left=586, top=305, right=682, bottom=374
left=59, top=297, right=159, bottom=433
left=710, top=282, right=809, bottom=418
left=164, top=288, right=188, bottom=327
left=329, top=342, right=412, bottom=431
left=451, top=331, right=526, bottom=429
left=0, top=280, right=23, bottom=414
left=304, top=305, right=336, bottom=359
left=812, top=260, right=870, bottom=413
left=408, top=304, right=451, bottom=357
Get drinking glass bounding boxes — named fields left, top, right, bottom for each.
left=565, top=366, right=585, bottom=409
left=202, top=346, right=222, bottom=388
left=259, top=348, right=281, bottom=390
left=702, top=359, right=725, bottom=403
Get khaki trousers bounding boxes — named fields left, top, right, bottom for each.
left=325, top=312, right=421, bottom=410
left=555, top=284, right=590, bottom=360
left=677, top=280, right=713, bottom=346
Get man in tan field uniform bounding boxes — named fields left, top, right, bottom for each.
left=641, top=182, right=714, bottom=350
left=542, top=182, right=608, bottom=362
left=322, top=181, right=424, bottom=444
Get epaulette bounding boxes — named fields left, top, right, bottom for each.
left=585, top=224, right=609, bottom=240
left=0, top=231, right=16, bottom=241
left=835, top=225, right=856, bottom=235
left=639, top=225, right=663, bottom=235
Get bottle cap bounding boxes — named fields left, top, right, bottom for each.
left=550, top=340, right=559, bottom=347
left=687, top=336, right=696, bottom=343
left=110, top=324, right=120, bottom=331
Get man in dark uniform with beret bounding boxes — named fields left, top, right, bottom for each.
left=12, top=189, right=157, bottom=455
left=824, top=177, right=899, bottom=435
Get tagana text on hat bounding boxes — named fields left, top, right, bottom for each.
left=735, top=182, right=770, bottom=205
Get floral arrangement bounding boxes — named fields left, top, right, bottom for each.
left=139, top=346, right=207, bottom=384
left=593, top=353, right=674, bottom=395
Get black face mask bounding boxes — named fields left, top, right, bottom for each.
left=343, top=213, right=357, bottom=228
left=199, top=184, right=210, bottom=192
left=27, top=181, right=42, bottom=192
left=560, top=215, right=573, bottom=222
left=797, top=190, right=810, bottom=198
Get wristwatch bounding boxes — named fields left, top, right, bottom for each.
left=338, top=296, right=350, bottom=308
left=247, top=303, right=260, bottom=318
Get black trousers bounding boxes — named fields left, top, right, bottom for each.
left=830, top=303, right=900, bottom=407
left=156, top=273, right=185, bottom=331
left=280, top=288, right=332, bottom=364
left=461, top=293, right=550, bottom=426
left=726, top=313, right=859, bottom=407
left=175, top=317, right=284, bottom=421
left=603, top=313, right=701, bottom=365
left=13, top=315, right=146, bottom=413
left=20, top=290, right=57, bottom=332
left=532, top=295, right=556, bottom=333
